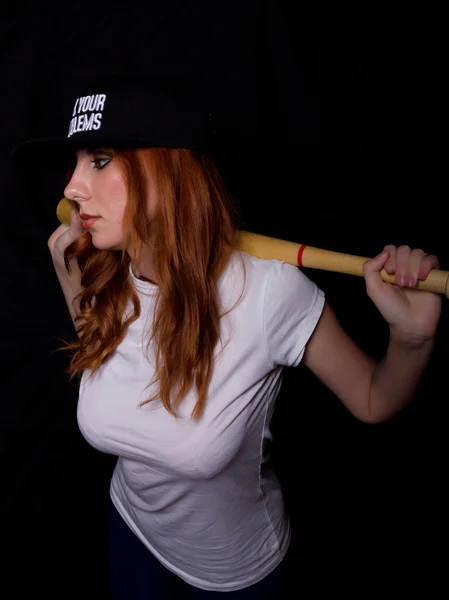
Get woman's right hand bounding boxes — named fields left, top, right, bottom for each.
left=47, top=202, right=84, bottom=325
left=48, top=203, right=83, bottom=264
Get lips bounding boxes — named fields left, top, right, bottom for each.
left=80, top=213, right=101, bottom=229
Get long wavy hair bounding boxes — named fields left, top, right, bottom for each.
left=64, top=147, right=238, bottom=419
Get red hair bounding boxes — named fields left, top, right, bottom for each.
left=64, top=148, right=238, bottom=419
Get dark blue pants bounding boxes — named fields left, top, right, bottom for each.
left=108, top=501, right=286, bottom=599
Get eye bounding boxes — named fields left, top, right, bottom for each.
left=91, top=157, right=110, bottom=170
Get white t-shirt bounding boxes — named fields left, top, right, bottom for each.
left=77, top=251, right=325, bottom=591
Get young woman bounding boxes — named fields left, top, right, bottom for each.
left=19, top=78, right=442, bottom=598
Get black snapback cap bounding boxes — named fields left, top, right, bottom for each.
left=13, top=74, right=215, bottom=161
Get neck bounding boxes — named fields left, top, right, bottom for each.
left=128, top=243, right=158, bottom=285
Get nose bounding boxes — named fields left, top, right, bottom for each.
left=64, top=162, right=91, bottom=204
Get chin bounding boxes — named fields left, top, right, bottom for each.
left=90, top=234, right=123, bottom=251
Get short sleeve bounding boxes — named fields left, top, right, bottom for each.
left=263, top=261, right=325, bottom=367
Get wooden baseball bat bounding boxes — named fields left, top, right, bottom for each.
left=56, top=198, right=449, bottom=298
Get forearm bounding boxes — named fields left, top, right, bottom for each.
left=52, top=254, right=83, bottom=327
left=368, top=331, right=435, bottom=423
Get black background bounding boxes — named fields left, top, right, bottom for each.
left=1, top=2, right=446, bottom=597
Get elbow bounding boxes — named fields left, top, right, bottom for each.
left=356, top=382, right=394, bottom=424
left=355, top=405, right=397, bottom=425
left=356, top=412, right=387, bottom=425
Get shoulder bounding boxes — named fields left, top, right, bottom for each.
left=218, top=250, right=323, bottom=312
left=225, top=249, right=297, bottom=278
left=235, top=250, right=317, bottom=294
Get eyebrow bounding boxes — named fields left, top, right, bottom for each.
left=86, top=147, right=114, bottom=156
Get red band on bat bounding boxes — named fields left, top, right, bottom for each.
left=297, top=244, right=307, bottom=267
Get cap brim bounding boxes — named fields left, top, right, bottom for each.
left=12, top=136, right=205, bottom=165
left=12, top=137, right=84, bottom=165
left=12, top=136, right=134, bottom=161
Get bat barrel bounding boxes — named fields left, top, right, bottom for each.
left=235, top=230, right=300, bottom=265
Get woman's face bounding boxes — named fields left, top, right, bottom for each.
left=64, top=148, right=128, bottom=250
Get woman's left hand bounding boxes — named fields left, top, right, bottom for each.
left=363, top=245, right=442, bottom=342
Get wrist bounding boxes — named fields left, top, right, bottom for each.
left=51, top=249, right=79, bottom=277
left=389, top=327, right=436, bottom=351
left=51, top=249, right=67, bottom=269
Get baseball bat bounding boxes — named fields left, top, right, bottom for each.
left=56, top=197, right=449, bottom=298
